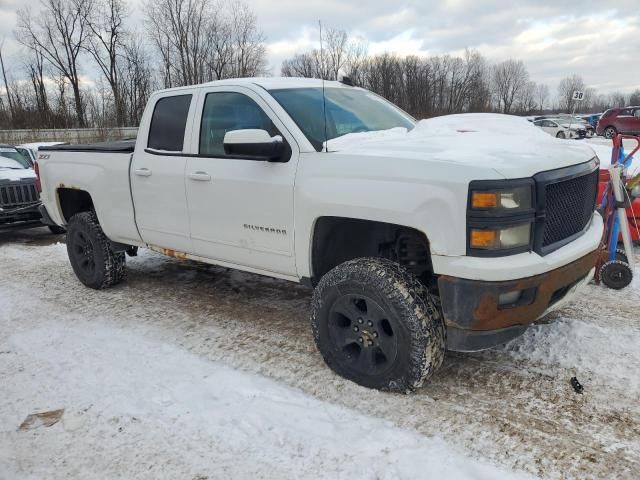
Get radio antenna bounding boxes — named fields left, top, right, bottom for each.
left=319, top=20, right=328, bottom=152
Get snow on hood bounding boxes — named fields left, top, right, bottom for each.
left=325, top=113, right=598, bottom=178
left=0, top=166, right=36, bottom=182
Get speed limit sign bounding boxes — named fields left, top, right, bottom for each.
left=573, top=91, right=585, bottom=101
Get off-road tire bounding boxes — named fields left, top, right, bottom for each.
left=311, top=257, right=445, bottom=392
left=48, top=225, right=66, bottom=235
left=604, top=126, right=617, bottom=139
left=66, top=211, right=126, bottom=289
left=600, top=260, right=632, bottom=290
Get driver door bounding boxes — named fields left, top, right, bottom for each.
left=185, top=86, right=299, bottom=276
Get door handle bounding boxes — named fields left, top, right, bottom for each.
left=188, top=171, right=212, bottom=181
left=134, top=168, right=152, bottom=177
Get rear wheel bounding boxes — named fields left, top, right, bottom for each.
left=311, top=257, right=445, bottom=392
left=604, top=126, right=617, bottom=139
left=66, top=211, right=126, bottom=289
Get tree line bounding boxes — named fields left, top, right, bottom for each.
left=282, top=28, right=640, bottom=119
left=1, top=9, right=639, bottom=130
left=0, top=0, right=267, bottom=130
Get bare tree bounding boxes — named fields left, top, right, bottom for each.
left=557, top=74, right=585, bottom=112
left=535, top=83, right=549, bottom=113
left=84, top=0, right=127, bottom=126
left=229, top=1, right=267, bottom=77
left=16, top=0, right=92, bottom=127
left=514, top=81, right=537, bottom=114
left=324, top=28, right=348, bottom=80
left=0, top=42, right=16, bottom=122
left=206, top=10, right=233, bottom=80
left=144, top=0, right=265, bottom=85
left=281, top=53, right=316, bottom=78
left=144, top=0, right=214, bottom=87
left=492, top=59, right=529, bottom=114
left=26, top=47, right=53, bottom=125
left=120, top=34, right=153, bottom=125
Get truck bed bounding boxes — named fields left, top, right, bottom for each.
left=39, top=140, right=136, bottom=153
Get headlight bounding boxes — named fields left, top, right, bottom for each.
left=470, top=185, right=532, bottom=213
left=469, top=223, right=532, bottom=250
left=467, top=179, right=535, bottom=256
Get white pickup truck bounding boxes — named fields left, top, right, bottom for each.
left=38, top=77, right=603, bottom=392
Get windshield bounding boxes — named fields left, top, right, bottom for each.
left=0, top=147, right=30, bottom=169
left=269, top=87, right=415, bottom=151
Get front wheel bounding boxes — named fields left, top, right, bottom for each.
left=556, top=131, right=566, bottom=139
left=311, top=258, right=445, bottom=392
left=66, top=211, right=126, bottom=289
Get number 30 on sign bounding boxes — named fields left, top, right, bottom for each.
left=573, top=91, right=585, bottom=101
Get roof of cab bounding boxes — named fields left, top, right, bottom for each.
left=154, top=77, right=353, bottom=95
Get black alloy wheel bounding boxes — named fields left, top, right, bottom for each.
left=70, top=228, right=97, bottom=276
left=327, top=293, right=398, bottom=377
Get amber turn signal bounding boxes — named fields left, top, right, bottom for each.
left=471, top=192, right=498, bottom=209
left=470, top=229, right=497, bottom=248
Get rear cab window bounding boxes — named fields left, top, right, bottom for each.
left=147, top=94, right=192, bottom=152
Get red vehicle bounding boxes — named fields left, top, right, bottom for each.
left=596, top=106, right=640, bottom=139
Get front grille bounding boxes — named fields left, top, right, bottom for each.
left=541, top=170, right=598, bottom=248
left=0, top=181, right=39, bottom=207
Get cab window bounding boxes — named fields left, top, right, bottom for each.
left=199, top=92, right=280, bottom=157
left=147, top=94, right=192, bottom=151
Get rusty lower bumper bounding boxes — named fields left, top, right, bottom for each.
left=438, top=250, right=598, bottom=352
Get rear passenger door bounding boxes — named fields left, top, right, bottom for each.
left=633, top=109, right=640, bottom=133
left=131, top=92, right=197, bottom=253
left=616, top=108, right=634, bottom=133
left=185, top=86, right=298, bottom=276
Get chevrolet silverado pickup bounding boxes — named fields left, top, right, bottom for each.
left=37, top=77, right=603, bottom=392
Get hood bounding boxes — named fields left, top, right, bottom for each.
left=0, top=167, right=36, bottom=182
left=326, top=113, right=597, bottom=178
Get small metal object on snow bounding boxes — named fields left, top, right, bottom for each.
left=570, top=377, right=584, bottom=394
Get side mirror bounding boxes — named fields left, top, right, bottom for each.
left=223, top=129, right=284, bottom=161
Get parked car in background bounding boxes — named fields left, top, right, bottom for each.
left=533, top=118, right=587, bottom=139
left=0, top=144, right=66, bottom=233
left=568, top=116, right=595, bottom=136
left=16, top=142, right=68, bottom=167
left=596, top=107, right=640, bottom=139
left=579, top=114, right=602, bottom=129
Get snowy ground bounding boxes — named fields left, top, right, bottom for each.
left=1, top=228, right=639, bottom=479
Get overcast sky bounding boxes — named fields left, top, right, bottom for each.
left=1, top=0, right=638, bottom=96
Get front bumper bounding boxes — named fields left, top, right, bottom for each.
left=0, top=202, right=43, bottom=231
left=439, top=250, right=597, bottom=352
